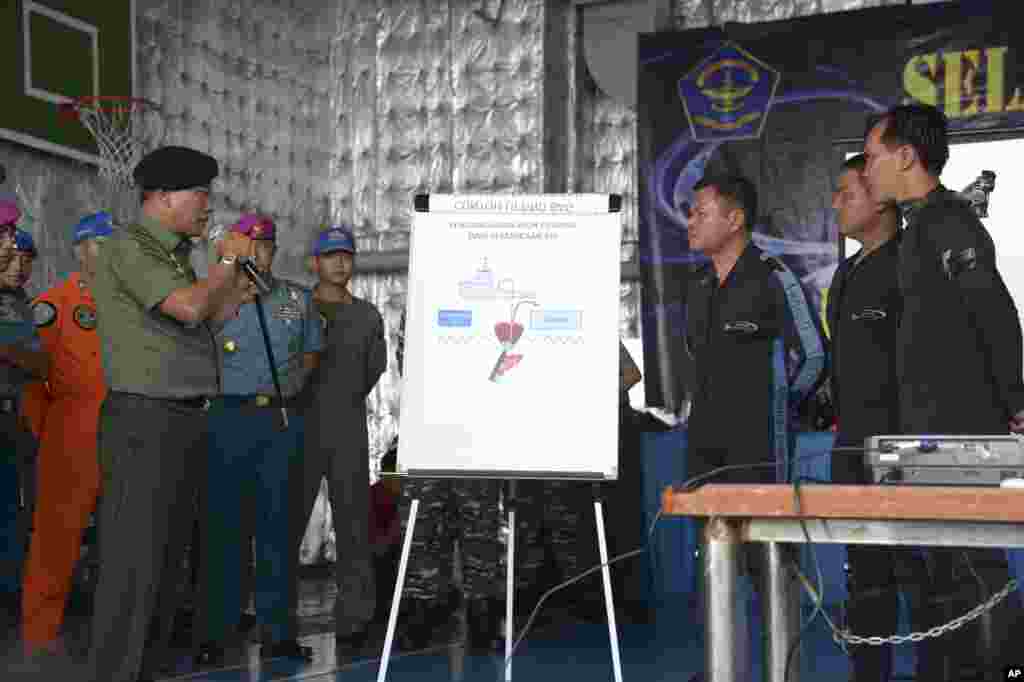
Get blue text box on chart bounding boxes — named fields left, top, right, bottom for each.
left=437, top=310, right=473, bottom=328
left=530, top=310, right=583, bottom=331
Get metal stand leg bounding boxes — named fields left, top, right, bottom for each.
left=761, top=542, right=801, bottom=682
left=377, top=498, right=419, bottom=682
left=593, top=486, right=624, bottom=682
left=505, top=481, right=516, bottom=682
left=704, top=517, right=747, bottom=682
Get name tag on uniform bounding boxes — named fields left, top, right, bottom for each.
left=851, top=308, right=886, bottom=322
left=274, top=303, right=303, bottom=321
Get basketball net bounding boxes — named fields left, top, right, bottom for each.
left=61, top=96, right=159, bottom=225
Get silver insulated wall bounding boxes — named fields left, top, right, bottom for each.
left=0, top=0, right=899, bottom=563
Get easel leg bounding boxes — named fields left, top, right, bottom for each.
left=594, top=496, right=625, bottom=682
left=505, top=481, right=516, bottom=682
left=377, top=498, right=419, bottom=682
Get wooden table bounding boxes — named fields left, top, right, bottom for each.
left=661, top=484, right=1024, bottom=682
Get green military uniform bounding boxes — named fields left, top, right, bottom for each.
left=291, top=292, right=386, bottom=641
left=86, top=147, right=222, bottom=682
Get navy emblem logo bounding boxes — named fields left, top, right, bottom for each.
left=73, top=305, right=97, bottom=330
left=32, top=301, right=57, bottom=327
left=678, top=42, right=780, bottom=142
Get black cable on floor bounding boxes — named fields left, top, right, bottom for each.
left=498, top=460, right=781, bottom=682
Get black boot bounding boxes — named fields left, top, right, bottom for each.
left=843, top=587, right=897, bottom=681
left=468, top=597, right=503, bottom=652
left=400, top=600, right=434, bottom=651
left=261, top=638, right=313, bottom=662
left=193, top=641, right=226, bottom=667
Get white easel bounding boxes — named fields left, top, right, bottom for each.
left=376, top=479, right=625, bottom=682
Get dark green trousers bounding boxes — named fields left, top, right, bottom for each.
left=87, top=392, right=210, bottom=682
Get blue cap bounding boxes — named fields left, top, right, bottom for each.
left=312, top=226, right=356, bottom=256
left=14, top=229, right=36, bottom=255
left=73, top=212, right=115, bottom=245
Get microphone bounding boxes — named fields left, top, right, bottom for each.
left=238, top=256, right=271, bottom=295
left=205, top=222, right=270, bottom=295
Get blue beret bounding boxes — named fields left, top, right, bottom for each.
left=73, top=212, right=115, bottom=244
left=14, top=229, right=36, bottom=255
left=133, top=145, right=219, bottom=191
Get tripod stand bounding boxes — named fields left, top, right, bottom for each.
left=376, top=479, right=625, bottom=682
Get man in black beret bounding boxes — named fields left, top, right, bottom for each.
left=83, top=145, right=256, bottom=682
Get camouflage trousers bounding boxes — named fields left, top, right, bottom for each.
left=510, top=481, right=596, bottom=595
left=399, top=479, right=503, bottom=603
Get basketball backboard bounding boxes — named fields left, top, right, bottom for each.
left=0, top=0, right=135, bottom=165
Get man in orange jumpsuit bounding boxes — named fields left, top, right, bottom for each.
left=20, top=212, right=113, bottom=657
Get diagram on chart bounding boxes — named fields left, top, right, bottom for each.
left=457, top=257, right=535, bottom=302
left=440, top=258, right=588, bottom=383
left=489, top=300, right=538, bottom=383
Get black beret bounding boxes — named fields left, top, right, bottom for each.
left=133, top=146, right=219, bottom=191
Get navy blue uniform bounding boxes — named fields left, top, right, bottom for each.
left=828, top=234, right=932, bottom=682
left=199, top=277, right=323, bottom=646
left=685, top=241, right=825, bottom=484
left=0, top=288, right=40, bottom=599
left=896, top=187, right=1023, bottom=680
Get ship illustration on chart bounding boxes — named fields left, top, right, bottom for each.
left=458, top=258, right=535, bottom=302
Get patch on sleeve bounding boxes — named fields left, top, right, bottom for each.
left=32, top=301, right=57, bottom=327
left=319, top=312, right=329, bottom=331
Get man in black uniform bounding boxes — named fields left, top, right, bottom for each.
left=828, top=153, right=929, bottom=681
left=863, top=103, right=1024, bottom=680
left=684, top=175, right=825, bottom=680
left=685, top=174, right=825, bottom=487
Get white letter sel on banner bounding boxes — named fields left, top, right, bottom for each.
left=400, top=194, right=622, bottom=480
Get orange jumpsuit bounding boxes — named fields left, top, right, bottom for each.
left=20, top=272, right=106, bottom=651
left=20, top=381, right=50, bottom=438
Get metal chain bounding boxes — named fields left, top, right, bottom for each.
left=832, top=578, right=1018, bottom=647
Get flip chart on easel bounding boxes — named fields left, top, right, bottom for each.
left=399, top=194, right=622, bottom=480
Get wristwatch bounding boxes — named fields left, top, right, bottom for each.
left=219, top=255, right=237, bottom=266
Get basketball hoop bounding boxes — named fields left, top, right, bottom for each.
left=58, top=96, right=158, bottom=191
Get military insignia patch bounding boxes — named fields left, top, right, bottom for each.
left=73, top=305, right=97, bottom=330
left=32, top=301, right=57, bottom=327
left=677, top=41, right=780, bottom=143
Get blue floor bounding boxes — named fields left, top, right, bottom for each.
left=162, top=600, right=913, bottom=682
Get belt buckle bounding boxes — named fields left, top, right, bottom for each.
left=255, top=395, right=271, bottom=408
